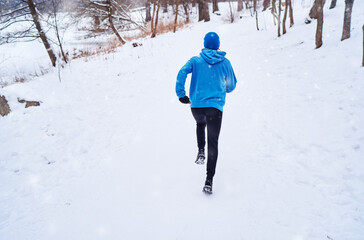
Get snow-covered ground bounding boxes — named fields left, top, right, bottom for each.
left=1, top=1, right=364, bottom=240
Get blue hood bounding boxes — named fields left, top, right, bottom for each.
left=200, top=48, right=226, bottom=65
left=176, top=48, right=237, bottom=112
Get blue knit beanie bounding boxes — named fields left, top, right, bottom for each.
left=204, top=32, right=220, bottom=50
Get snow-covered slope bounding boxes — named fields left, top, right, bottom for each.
left=1, top=2, right=363, bottom=240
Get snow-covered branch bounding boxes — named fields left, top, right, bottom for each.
left=0, top=6, right=29, bottom=18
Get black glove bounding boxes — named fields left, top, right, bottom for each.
left=179, top=96, right=190, bottom=104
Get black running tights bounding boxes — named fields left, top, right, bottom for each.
left=191, top=107, right=222, bottom=181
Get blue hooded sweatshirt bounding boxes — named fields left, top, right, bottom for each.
left=176, top=48, right=237, bottom=112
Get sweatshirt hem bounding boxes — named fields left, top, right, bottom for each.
left=190, top=101, right=224, bottom=112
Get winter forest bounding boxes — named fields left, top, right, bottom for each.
left=1, top=0, right=363, bottom=239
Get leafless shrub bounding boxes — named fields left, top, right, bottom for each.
left=14, top=76, right=26, bottom=83
left=71, top=39, right=123, bottom=59
left=155, top=20, right=189, bottom=34
left=0, top=81, right=9, bottom=88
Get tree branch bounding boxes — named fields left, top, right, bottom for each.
left=0, top=6, right=29, bottom=18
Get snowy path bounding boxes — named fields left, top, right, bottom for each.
left=1, top=3, right=364, bottom=240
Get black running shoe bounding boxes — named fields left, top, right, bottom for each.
left=195, top=149, right=205, bottom=165
left=202, top=179, right=213, bottom=194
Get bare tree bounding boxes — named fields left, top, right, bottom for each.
left=28, top=0, right=58, bottom=66
left=202, top=0, right=210, bottom=21
left=254, top=0, right=259, bottom=30
left=277, top=0, right=281, bottom=37
left=315, top=0, right=324, bottom=48
left=244, top=0, right=250, bottom=10
left=263, top=0, right=271, bottom=11
left=151, top=0, right=161, bottom=38
left=77, top=0, right=146, bottom=44
left=341, top=0, right=354, bottom=41
left=162, top=0, right=168, bottom=13
left=106, top=0, right=125, bottom=44
left=212, top=0, right=219, bottom=13
left=228, top=0, right=235, bottom=23
left=198, top=0, right=203, bottom=21
left=0, top=0, right=57, bottom=66
left=47, top=0, right=69, bottom=63
left=309, top=0, right=318, bottom=19
left=198, top=0, right=209, bottom=22
left=280, top=0, right=293, bottom=33
left=145, top=0, right=152, bottom=22
left=173, top=0, right=179, bottom=32
left=362, top=24, right=364, bottom=67
left=151, top=0, right=156, bottom=32
left=329, top=0, right=337, bottom=9
left=310, top=0, right=326, bottom=19
left=288, top=0, right=294, bottom=27
left=282, top=0, right=288, bottom=34
left=271, top=0, right=277, bottom=26
left=238, top=0, right=243, bottom=12
left=182, top=0, right=190, bottom=23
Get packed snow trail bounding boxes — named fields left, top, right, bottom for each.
left=1, top=2, right=364, bottom=240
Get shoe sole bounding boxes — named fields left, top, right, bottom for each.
left=195, top=160, right=205, bottom=165
left=195, top=157, right=205, bottom=165
left=203, top=187, right=212, bottom=194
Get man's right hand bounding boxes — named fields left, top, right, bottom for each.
left=179, top=96, right=191, bottom=104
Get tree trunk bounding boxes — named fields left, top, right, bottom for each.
left=183, top=1, right=190, bottom=23
left=94, top=16, right=100, bottom=28
left=315, top=0, right=323, bottom=48
left=50, top=0, right=67, bottom=64
left=254, top=0, right=259, bottom=30
left=106, top=0, right=125, bottom=44
left=362, top=24, right=364, bottom=67
left=198, top=0, right=203, bottom=21
left=310, top=0, right=326, bottom=19
left=145, top=2, right=152, bottom=22
left=255, top=11, right=259, bottom=30
left=278, top=0, right=281, bottom=37
left=173, top=0, right=179, bottom=32
left=151, top=0, right=161, bottom=38
left=58, top=41, right=67, bottom=63
left=212, top=0, right=219, bottom=13
left=198, top=0, right=209, bottom=22
left=341, top=0, right=354, bottom=41
left=238, top=0, right=243, bottom=11
left=27, top=0, right=57, bottom=67
left=151, top=0, right=156, bottom=32
left=282, top=0, right=288, bottom=34
left=309, top=0, right=318, bottom=19
left=262, top=0, right=270, bottom=11
left=228, top=1, right=233, bottom=23
left=162, top=0, right=168, bottom=13
left=288, top=0, right=294, bottom=27
left=203, top=0, right=210, bottom=22
left=329, top=0, right=337, bottom=9
left=244, top=0, right=249, bottom=9
left=271, top=0, right=277, bottom=25
left=54, top=18, right=67, bottom=63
